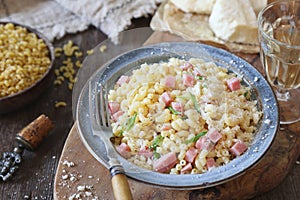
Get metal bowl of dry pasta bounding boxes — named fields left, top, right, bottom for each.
left=76, top=42, right=279, bottom=189
left=0, top=21, right=55, bottom=114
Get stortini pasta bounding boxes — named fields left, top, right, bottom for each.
left=107, top=57, right=262, bottom=174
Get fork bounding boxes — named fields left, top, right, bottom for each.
left=89, top=81, right=133, bottom=200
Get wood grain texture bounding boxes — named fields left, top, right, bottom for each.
left=54, top=122, right=299, bottom=200
left=0, top=18, right=151, bottom=200
left=0, top=28, right=106, bottom=199
left=54, top=31, right=300, bottom=200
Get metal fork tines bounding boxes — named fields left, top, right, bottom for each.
left=98, top=83, right=111, bottom=128
left=89, top=81, right=117, bottom=160
left=89, top=82, right=110, bottom=129
left=88, top=80, right=133, bottom=200
left=93, top=82, right=120, bottom=165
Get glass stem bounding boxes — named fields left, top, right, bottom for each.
left=275, top=88, right=290, bottom=101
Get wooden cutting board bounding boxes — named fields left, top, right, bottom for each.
left=53, top=32, right=300, bottom=200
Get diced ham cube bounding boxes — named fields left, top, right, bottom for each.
left=180, top=163, right=192, bottom=174
left=138, top=146, right=153, bottom=158
left=171, top=102, right=183, bottom=114
left=226, top=77, right=240, bottom=91
left=116, top=143, right=131, bottom=158
left=108, top=102, right=120, bottom=114
left=164, top=76, right=176, bottom=89
left=111, top=110, right=124, bottom=122
left=180, top=62, right=193, bottom=70
left=185, top=147, right=198, bottom=163
left=207, top=128, right=222, bottom=143
left=230, top=141, right=248, bottom=156
left=116, top=75, right=130, bottom=86
left=161, top=124, right=172, bottom=131
left=153, top=152, right=177, bottom=173
left=161, top=92, right=173, bottom=106
left=183, top=73, right=195, bottom=87
left=206, top=157, right=217, bottom=170
left=195, top=136, right=214, bottom=151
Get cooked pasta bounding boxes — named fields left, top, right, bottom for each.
left=108, top=57, right=262, bottom=174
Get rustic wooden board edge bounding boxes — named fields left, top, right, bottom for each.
left=53, top=122, right=299, bottom=200
left=53, top=31, right=300, bottom=200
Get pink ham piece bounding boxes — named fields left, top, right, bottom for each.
left=185, top=147, right=198, bottom=163
left=226, top=77, right=241, bottom=91
left=180, top=62, right=193, bottom=70
left=111, top=110, right=124, bottom=122
left=138, top=146, right=153, bottom=158
left=116, top=75, right=130, bottom=86
left=207, top=128, right=222, bottom=143
left=171, top=102, right=184, bottom=114
left=230, top=141, right=248, bottom=156
left=116, top=143, right=131, bottom=158
left=195, top=136, right=214, bottom=151
left=164, top=76, right=176, bottom=89
left=161, top=124, right=172, bottom=131
left=108, top=102, right=120, bottom=114
left=183, top=73, right=195, bottom=87
left=180, top=163, right=192, bottom=174
left=153, top=152, right=177, bottom=173
left=206, top=158, right=217, bottom=170
left=161, top=92, right=173, bottom=106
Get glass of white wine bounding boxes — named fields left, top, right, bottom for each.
left=258, top=0, right=300, bottom=124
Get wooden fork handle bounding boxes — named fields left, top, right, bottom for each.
left=111, top=173, right=133, bottom=200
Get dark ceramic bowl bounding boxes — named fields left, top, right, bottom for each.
left=0, top=22, right=55, bottom=114
left=76, top=42, right=279, bottom=189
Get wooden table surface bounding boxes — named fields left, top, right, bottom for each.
left=0, top=17, right=299, bottom=200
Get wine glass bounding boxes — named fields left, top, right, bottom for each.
left=258, top=0, right=300, bottom=124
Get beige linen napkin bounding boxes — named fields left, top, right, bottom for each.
left=0, top=0, right=161, bottom=42
left=56, top=0, right=162, bottom=42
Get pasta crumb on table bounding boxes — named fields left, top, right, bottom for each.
left=53, top=41, right=82, bottom=90
left=55, top=101, right=67, bottom=108
left=53, top=40, right=106, bottom=93
left=53, top=40, right=109, bottom=109
left=108, top=57, right=262, bottom=174
left=53, top=40, right=84, bottom=108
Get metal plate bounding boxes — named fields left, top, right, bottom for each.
left=76, top=41, right=279, bottom=189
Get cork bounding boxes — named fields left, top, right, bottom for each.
left=15, top=114, right=54, bottom=151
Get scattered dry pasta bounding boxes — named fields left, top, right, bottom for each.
left=55, top=101, right=67, bottom=108
left=86, top=49, right=94, bottom=55
left=99, top=45, right=107, bottom=53
left=53, top=40, right=106, bottom=91
left=109, top=57, right=262, bottom=175
left=63, top=40, right=79, bottom=56
left=0, top=23, right=51, bottom=98
left=53, top=41, right=83, bottom=90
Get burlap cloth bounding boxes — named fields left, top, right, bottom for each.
left=0, top=0, right=161, bottom=42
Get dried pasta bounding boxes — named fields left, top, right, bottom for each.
left=0, top=23, right=51, bottom=98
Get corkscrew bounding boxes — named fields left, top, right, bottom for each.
left=0, top=114, right=53, bottom=181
